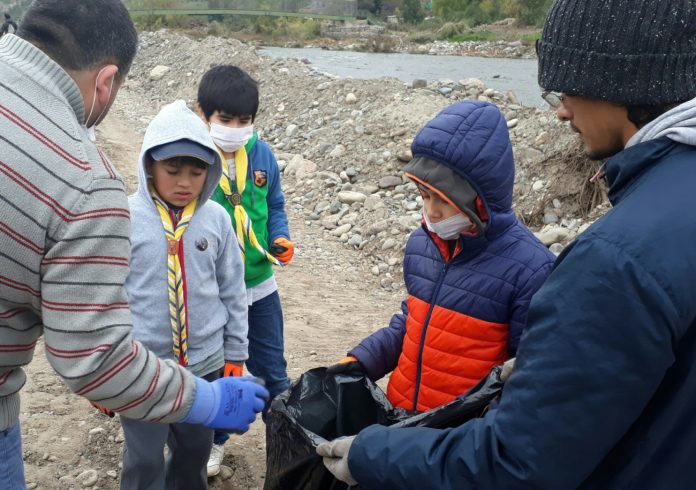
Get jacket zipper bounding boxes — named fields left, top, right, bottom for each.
left=412, top=260, right=450, bottom=411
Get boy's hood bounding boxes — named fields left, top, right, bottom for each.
left=405, top=100, right=516, bottom=239
left=409, top=100, right=515, bottom=216
left=136, top=100, right=222, bottom=207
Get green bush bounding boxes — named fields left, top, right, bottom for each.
left=436, top=21, right=470, bottom=39
left=432, top=0, right=553, bottom=27
left=408, top=30, right=437, bottom=43
left=521, top=31, right=542, bottom=44
left=449, top=30, right=497, bottom=42
left=206, top=21, right=222, bottom=37
left=401, top=0, right=425, bottom=24
left=289, top=19, right=322, bottom=39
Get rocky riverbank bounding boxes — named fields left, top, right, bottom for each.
left=113, top=29, right=607, bottom=293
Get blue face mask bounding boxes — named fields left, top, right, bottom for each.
left=423, top=208, right=473, bottom=240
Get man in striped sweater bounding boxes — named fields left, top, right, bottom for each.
left=0, top=1, right=268, bottom=485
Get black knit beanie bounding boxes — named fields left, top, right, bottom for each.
left=538, top=0, right=696, bottom=105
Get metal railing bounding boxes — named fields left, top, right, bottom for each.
left=126, top=1, right=357, bottom=20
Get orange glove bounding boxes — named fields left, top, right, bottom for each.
left=271, top=237, right=294, bottom=265
left=224, top=361, right=244, bottom=377
left=90, top=401, right=114, bottom=418
left=326, top=356, right=364, bottom=376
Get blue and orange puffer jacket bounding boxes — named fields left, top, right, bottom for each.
left=349, top=101, right=555, bottom=411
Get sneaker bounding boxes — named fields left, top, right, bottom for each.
left=207, top=443, right=225, bottom=477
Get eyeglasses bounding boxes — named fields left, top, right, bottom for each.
left=541, top=91, right=565, bottom=109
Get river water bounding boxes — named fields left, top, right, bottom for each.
left=259, top=46, right=541, bottom=107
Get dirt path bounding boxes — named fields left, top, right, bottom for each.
left=20, top=116, right=400, bottom=489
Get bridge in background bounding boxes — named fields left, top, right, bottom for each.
left=126, top=1, right=357, bottom=21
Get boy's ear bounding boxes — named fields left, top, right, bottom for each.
left=145, top=156, right=155, bottom=176
left=194, top=103, right=207, bottom=122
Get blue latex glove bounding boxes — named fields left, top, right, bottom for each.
left=183, top=376, right=269, bottom=432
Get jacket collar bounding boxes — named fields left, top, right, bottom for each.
left=604, top=138, right=679, bottom=205
left=423, top=224, right=489, bottom=263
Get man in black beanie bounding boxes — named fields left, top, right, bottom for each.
left=318, top=0, right=696, bottom=488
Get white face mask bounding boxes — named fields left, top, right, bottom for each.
left=82, top=66, right=115, bottom=143
left=423, top=208, right=473, bottom=240
left=209, top=123, right=254, bottom=153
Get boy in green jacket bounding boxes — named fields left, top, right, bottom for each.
left=197, top=65, right=293, bottom=477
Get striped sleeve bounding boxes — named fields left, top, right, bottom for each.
left=40, top=177, right=196, bottom=422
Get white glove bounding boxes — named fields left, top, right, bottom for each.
left=316, top=436, right=358, bottom=486
left=501, top=357, right=516, bottom=382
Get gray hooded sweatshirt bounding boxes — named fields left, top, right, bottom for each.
left=127, top=101, right=248, bottom=370
left=627, top=96, right=696, bottom=147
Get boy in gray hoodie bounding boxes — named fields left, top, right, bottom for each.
left=119, top=100, right=256, bottom=489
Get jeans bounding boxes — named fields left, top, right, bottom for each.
left=0, top=423, right=25, bottom=490
left=214, top=290, right=290, bottom=446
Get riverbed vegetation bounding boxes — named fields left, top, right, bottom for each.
left=0, top=0, right=549, bottom=48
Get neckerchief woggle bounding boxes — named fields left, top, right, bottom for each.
left=217, top=138, right=281, bottom=267
left=151, top=187, right=196, bottom=366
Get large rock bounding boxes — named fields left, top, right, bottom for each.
left=330, top=223, right=352, bottom=236
left=76, top=469, right=99, bottom=487
left=460, top=77, right=486, bottom=95
left=284, top=155, right=317, bottom=179
left=329, top=145, right=345, bottom=158
left=535, top=227, right=570, bottom=246
left=363, top=195, right=385, bottom=211
left=296, top=159, right=317, bottom=180
left=378, top=176, right=402, bottom=189
left=317, top=171, right=342, bottom=186
left=337, top=191, right=367, bottom=204
left=381, top=238, right=398, bottom=250
left=149, top=65, right=170, bottom=81
left=285, top=124, right=299, bottom=137
left=366, top=220, right=389, bottom=237
left=516, top=146, right=545, bottom=164
left=347, top=234, right=363, bottom=247
left=321, top=215, right=340, bottom=230
left=396, top=149, right=413, bottom=162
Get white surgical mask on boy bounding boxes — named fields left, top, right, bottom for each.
left=82, top=66, right=115, bottom=143
left=209, top=123, right=254, bottom=153
left=423, top=208, right=473, bottom=240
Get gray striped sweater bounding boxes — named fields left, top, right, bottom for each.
left=0, top=34, right=196, bottom=431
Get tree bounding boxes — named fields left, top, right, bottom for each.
left=401, top=0, right=424, bottom=23
left=518, top=0, right=553, bottom=26
left=373, top=0, right=383, bottom=14
left=432, top=0, right=468, bottom=20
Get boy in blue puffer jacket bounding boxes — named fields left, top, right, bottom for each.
left=327, top=100, right=555, bottom=413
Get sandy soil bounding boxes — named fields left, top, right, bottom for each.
left=20, top=116, right=400, bottom=490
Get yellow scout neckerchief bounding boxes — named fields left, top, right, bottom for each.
left=217, top=146, right=281, bottom=266
left=151, top=188, right=197, bottom=366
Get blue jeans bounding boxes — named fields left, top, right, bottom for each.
left=0, top=423, right=25, bottom=490
left=214, top=290, right=290, bottom=445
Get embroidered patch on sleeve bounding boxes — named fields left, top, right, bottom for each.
left=254, top=170, right=268, bottom=187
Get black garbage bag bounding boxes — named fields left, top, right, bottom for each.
left=264, top=364, right=506, bottom=490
